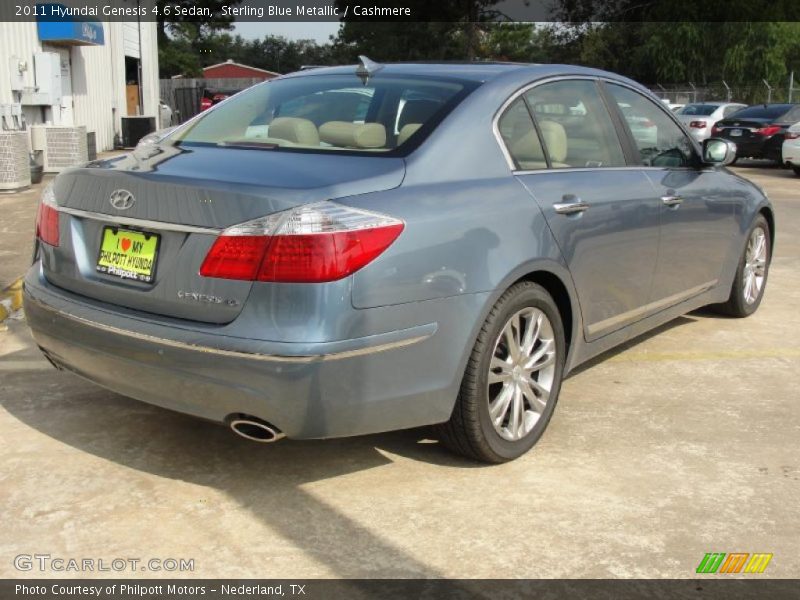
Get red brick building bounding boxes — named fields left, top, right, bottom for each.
left=202, top=60, right=280, bottom=80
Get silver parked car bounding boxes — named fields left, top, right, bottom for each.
left=676, top=102, right=747, bottom=141
left=25, top=61, right=774, bottom=463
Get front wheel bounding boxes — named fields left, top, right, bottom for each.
left=437, top=282, right=566, bottom=463
left=713, top=215, right=771, bottom=317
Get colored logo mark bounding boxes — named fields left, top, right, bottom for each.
left=696, top=553, right=773, bottom=574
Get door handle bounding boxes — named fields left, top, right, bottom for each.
left=661, top=194, right=683, bottom=207
left=554, top=196, right=589, bottom=215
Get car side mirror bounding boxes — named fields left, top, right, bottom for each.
left=703, top=138, right=737, bottom=166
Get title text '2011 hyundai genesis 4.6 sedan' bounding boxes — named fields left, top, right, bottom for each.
left=24, top=60, right=774, bottom=463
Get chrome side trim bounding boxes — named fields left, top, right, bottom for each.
left=27, top=296, right=434, bottom=363
left=586, top=280, right=718, bottom=338
left=511, top=165, right=710, bottom=176
left=57, top=206, right=222, bottom=235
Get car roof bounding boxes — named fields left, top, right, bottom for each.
left=280, top=62, right=640, bottom=85
left=283, top=62, right=528, bottom=82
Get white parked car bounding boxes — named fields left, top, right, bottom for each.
left=783, top=122, right=800, bottom=176
left=676, top=102, right=747, bottom=142
left=620, top=104, right=657, bottom=146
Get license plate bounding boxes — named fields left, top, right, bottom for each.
left=96, top=227, right=160, bottom=283
left=730, top=128, right=743, bottom=137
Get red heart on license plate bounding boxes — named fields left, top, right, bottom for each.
left=121, top=238, right=131, bottom=252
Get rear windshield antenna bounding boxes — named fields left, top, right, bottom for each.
left=356, top=55, right=383, bottom=85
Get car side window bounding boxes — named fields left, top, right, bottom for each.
left=723, top=105, right=742, bottom=118
left=781, top=106, right=800, bottom=124
left=607, top=84, right=697, bottom=168
left=523, top=80, right=626, bottom=168
left=497, top=98, right=547, bottom=170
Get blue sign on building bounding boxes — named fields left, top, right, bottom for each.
left=36, top=4, right=105, bottom=46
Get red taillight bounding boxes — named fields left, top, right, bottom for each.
left=259, top=227, right=404, bottom=282
left=35, top=185, right=59, bottom=247
left=711, top=125, right=722, bottom=135
left=689, top=120, right=707, bottom=128
left=755, top=126, right=781, bottom=136
left=786, top=131, right=800, bottom=140
left=36, top=204, right=60, bottom=246
left=200, top=97, right=213, bottom=111
left=200, top=235, right=269, bottom=280
left=200, top=202, right=404, bottom=283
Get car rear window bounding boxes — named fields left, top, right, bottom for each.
left=171, top=73, right=477, bottom=156
left=727, top=104, right=794, bottom=120
left=678, top=104, right=718, bottom=116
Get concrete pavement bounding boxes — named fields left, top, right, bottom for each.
left=0, top=162, right=798, bottom=579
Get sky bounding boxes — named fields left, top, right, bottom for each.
left=233, top=22, right=341, bottom=44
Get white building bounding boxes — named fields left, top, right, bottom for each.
left=0, top=19, right=160, bottom=154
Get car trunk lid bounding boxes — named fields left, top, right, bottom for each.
left=43, top=145, right=405, bottom=324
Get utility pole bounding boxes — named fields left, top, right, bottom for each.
left=790, top=71, right=795, bottom=103
left=763, top=79, right=772, bottom=103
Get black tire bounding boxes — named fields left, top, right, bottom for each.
left=712, top=215, right=771, bottom=318
left=793, top=166, right=800, bottom=177
left=437, top=282, right=566, bottom=463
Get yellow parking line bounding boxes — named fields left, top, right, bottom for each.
left=0, top=277, right=24, bottom=322
left=609, top=348, right=800, bottom=363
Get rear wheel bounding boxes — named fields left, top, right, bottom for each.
left=437, top=282, right=565, bottom=463
left=793, top=166, right=800, bottom=177
left=713, top=215, right=771, bottom=317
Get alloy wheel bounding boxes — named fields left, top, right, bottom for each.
left=487, top=307, right=556, bottom=441
left=742, top=226, right=767, bottom=305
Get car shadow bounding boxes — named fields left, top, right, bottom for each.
left=566, top=314, right=699, bottom=377
left=0, top=301, right=738, bottom=578
left=1, top=329, right=490, bottom=579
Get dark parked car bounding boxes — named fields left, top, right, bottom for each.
left=712, top=103, right=800, bottom=163
left=25, top=62, right=773, bottom=463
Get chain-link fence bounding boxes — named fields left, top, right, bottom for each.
left=649, top=80, right=798, bottom=106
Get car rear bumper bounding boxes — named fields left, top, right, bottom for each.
left=24, top=264, right=483, bottom=439
left=726, top=137, right=781, bottom=160
left=689, top=129, right=710, bottom=142
left=783, top=142, right=799, bottom=165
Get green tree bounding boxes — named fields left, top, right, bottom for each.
left=156, top=0, right=241, bottom=78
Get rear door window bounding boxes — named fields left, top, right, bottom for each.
left=523, top=80, right=627, bottom=168
left=497, top=98, right=546, bottom=170
left=607, top=84, right=697, bottom=168
left=679, top=104, right=718, bottom=116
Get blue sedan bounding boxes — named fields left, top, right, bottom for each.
left=24, top=60, right=773, bottom=462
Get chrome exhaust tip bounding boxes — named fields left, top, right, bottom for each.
left=228, top=416, right=285, bottom=443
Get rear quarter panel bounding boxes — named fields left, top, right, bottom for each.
left=346, top=178, right=566, bottom=308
